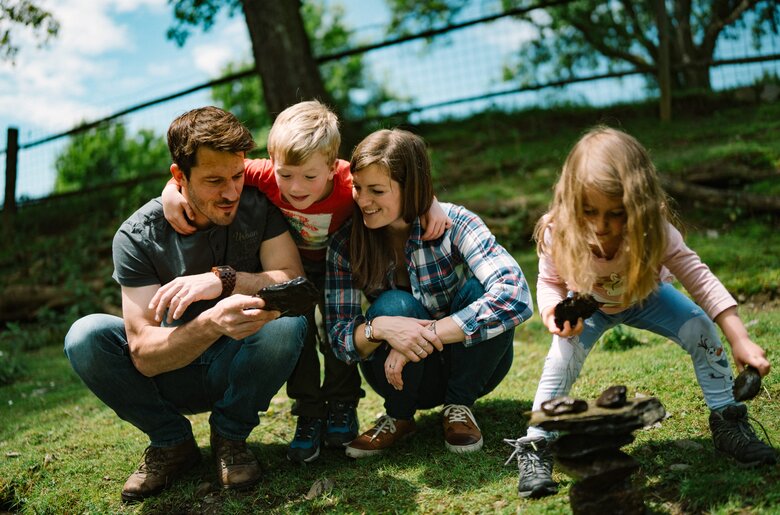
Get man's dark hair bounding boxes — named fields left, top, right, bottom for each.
left=167, top=106, right=256, bottom=179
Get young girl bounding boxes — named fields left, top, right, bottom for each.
left=505, top=126, right=775, bottom=499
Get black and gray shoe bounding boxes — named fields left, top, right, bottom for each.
left=709, top=404, right=776, bottom=467
left=504, top=436, right=558, bottom=498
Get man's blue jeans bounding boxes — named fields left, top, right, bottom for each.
left=64, top=313, right=306, bottom=446
left=361, top=278, right=515, bottom=420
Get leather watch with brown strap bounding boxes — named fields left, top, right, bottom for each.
left=211, top=265, right=236, bottom=298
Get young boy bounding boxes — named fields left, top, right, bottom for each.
left=162, top=100, right=450, bottom=464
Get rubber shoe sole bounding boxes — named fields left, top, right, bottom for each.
left=445, top=436, right=483, bottom=454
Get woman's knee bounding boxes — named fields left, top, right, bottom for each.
left=368, top=289, right=426, bottom=318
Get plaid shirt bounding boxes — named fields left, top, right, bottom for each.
left=325, top=203, right=533, bottom=364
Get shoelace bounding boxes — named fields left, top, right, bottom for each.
left=733, top=414, right=774, bottom=448
left=138, top=446, right=167, bottom=474
left=368, top=414, right=397, bottom=442
left=503, top=438, right=551, bottom=478
left=443, top=404, right=480, bottom=430
left=329, top=404, right=355, bottom=427
left=217, top=438, right=253, bottom=465
left=294, top=418, right=320, bottom=440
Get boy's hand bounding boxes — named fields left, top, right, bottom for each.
left=162, top=182, right=197, bottom=235
left=420, top=196, right=452, bottom=240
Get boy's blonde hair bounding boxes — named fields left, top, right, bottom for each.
left=534, top=126, right=673, bottom=305
left=267, top=100, right=340, bottom=166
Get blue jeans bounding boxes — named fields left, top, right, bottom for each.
left=64, top=313, right=306, bottom=446
left=361, top=278, right=515, bottom=420
left=527, top=283, right=735, bottom=439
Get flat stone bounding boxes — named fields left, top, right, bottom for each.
left=551, top=432, right=635, bottom=459
left=555, top=449, right=640, bottom=483
left=529, top=396, right=665, bottom=435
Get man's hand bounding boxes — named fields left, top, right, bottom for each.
left=210, top=294, right=280, bottom=340
left=150, top=272, right=223, bottom=323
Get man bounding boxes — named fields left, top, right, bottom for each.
left=64, top=106, right=307, bottom=502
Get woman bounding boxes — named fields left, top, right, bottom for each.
left=325, top=129, right=533, bottom=458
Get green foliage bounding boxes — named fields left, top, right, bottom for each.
left=600, top=324, right=644, bottom=352
left=384, top=0, right=780, bottom=92
left=0, top=324, right=27, bottom=385
left=0, top=0, right=60, bottom=63
left=53, top=123, right=170, bottom=192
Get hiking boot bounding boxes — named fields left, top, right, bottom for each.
left=121, top=438, right=201, bottom=503
left=324, top=401, right=359, bottom=448
left=210, top=429, right=261, bottom=489
left=442, top=404, right=483, bottom=453
left=504, top=436, right=558, bottom=498
left=709, top=404, right=777, bottom=467
left=345, top=414, right=416, bottom=458
left=287, top=416, right=324, bottom=463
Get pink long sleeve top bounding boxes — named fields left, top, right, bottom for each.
left=537, top=222, right=736, bottom=320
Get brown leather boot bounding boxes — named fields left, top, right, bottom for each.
left=121, top=438, right=201, bottom=503
left=210, top=429, right=261, bottom=490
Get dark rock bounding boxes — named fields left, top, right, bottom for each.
left=570, top=478, right=645, bottom=515
left=551, top=432, right=635, bottom=459
left=555, top=449, right=639, bottom=483
left=255, top=276, right=319, bottom=316
left=733, top=365, right=761, bottom=402
left=542, top=396, right=589, bottom=416
left=596, top=385, right=627, bottom=408
left=554, top=294, right=602, bottom=330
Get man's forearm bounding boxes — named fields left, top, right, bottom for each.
left=128, top=313, right=221, bottom=377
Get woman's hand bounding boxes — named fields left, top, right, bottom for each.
left=384, top=349, right=409, bottom=390
left=162, top=182, right=197, bottom=235
left=542, top=306, right=584, bottom=338
left=373, top=316, right=440, bottom=362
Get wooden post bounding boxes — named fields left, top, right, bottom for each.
left=656, top=0, right=672, bottom=122
left=3, top=127, right=19, bottom=230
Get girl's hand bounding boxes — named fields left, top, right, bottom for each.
left=542, top=307, right=584, bottom=337
left=372, top=316, right=438, bottom=362
left=384, top=349, right=409, bottom=390
left=420, top=197, right=452, bottom=240
left=162, top=182, right=197, bottom=235
left=731, top=338, right=771, bottom=377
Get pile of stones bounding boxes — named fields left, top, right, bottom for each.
left=528, top=386, right=666, bottom=515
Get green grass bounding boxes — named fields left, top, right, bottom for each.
left=2, top=98, right=780, bottom=513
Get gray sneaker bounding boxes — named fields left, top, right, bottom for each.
left=504, top=436, right=558, bottom=498
left=709, top=404, right=777, bottom=467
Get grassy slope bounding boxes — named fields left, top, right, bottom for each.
left=1, top=99, right=779, bottom=514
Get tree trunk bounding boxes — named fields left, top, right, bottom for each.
left=240, top=0, right=331, bottom=119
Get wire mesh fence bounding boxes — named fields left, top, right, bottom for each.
left=2, top=0, right=779, bottom=208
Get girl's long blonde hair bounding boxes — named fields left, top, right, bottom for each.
left=534, top=126, right=674, bottom=305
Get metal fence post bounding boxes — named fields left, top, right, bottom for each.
left=3, top=127, right=19, bottom=226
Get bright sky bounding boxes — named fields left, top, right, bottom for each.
left=1, top=0, right=252, bottom=141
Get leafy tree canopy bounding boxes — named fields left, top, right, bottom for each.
left=54, top=124, right=169, bottom=192
left=384, top=0, right=780, bottom=91
left=0, top=0, right=59, bottom=63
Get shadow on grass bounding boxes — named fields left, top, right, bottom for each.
left=630, top=435, right=780, bottom=514
left=130, top=398, right=534, bottom=514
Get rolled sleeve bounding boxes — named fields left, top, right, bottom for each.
left=448, top=206, right=533, bottom=345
